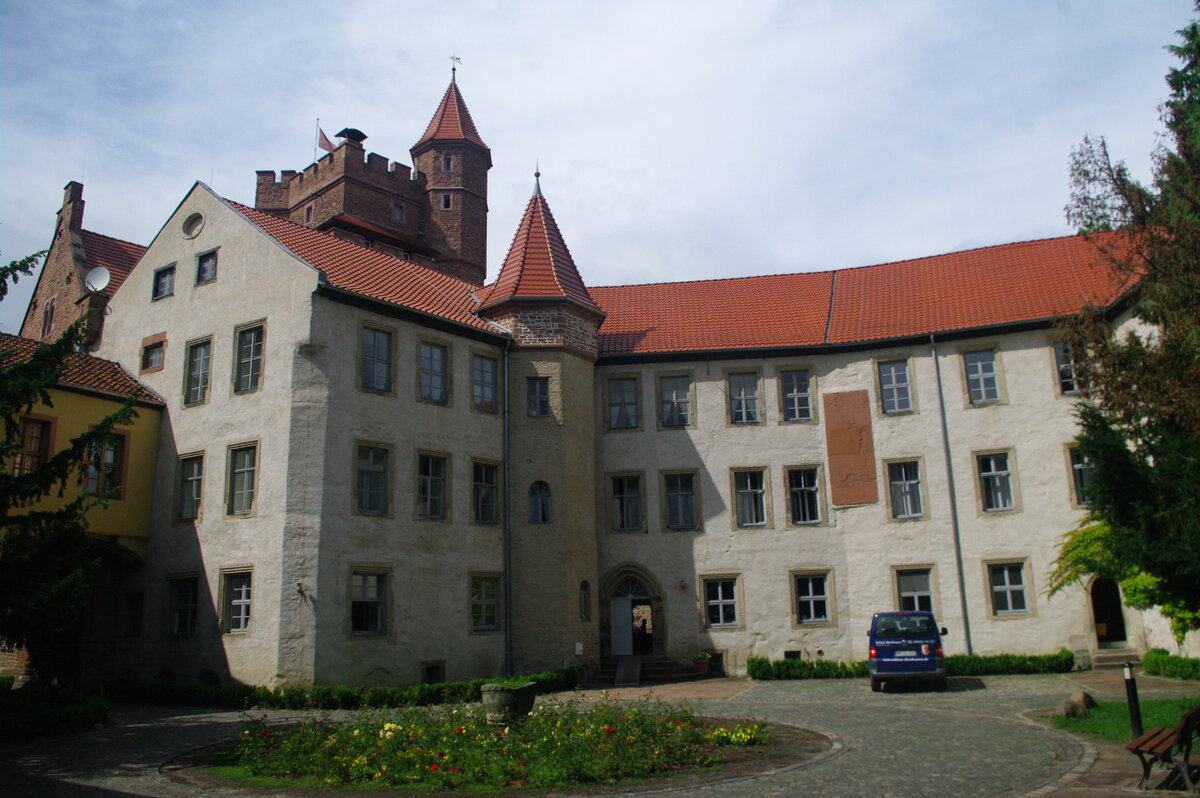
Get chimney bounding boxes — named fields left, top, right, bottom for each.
left=61, top=181, right=85, bottom=231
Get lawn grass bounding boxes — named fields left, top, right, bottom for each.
left=234, top=694, right=770, bottom=792
left=1052, top=696, right=1200, bottom=742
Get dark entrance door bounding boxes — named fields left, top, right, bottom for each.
left=1091, top=578, right=1126, bottom=647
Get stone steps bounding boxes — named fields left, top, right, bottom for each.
left=1092, top=648, right=1141, bottom=669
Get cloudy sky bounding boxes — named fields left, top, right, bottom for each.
left=0, top=0, right=1193, bottom=333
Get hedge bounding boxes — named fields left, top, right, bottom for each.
left=105, top=667, right=580, bottom=710
left=1143, top=648, right=1200, bottom=680
left=0, top=687, right=109, bottom=743
left=747, top=649, right=1074, bottom=680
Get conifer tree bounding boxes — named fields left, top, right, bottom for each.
left=0, top=251, right=136, bottom=684
left=1050, top=11, right=1200, bottom=640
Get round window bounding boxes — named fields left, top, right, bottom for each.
left=181, top=212, right=205, bottom=238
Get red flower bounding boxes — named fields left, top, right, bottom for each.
left=456, top=726, right=465, bottom=733
left=450, top=766, right=458, bottom=773
left=431, top=764, right=439, bottom=771
left=519, top=760, right=526, bottom=766
left=675, top=720, right=682, bottom=725
left=603, top=726, right=616, bottom=734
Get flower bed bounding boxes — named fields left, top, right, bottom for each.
left=236, top=695, right=765, bottom=790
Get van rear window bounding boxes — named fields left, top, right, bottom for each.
left=874, top=615, right=935, bottom=638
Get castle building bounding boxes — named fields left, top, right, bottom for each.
left=13, top=76, right=1193, bottom=688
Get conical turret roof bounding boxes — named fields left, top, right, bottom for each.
left=413, top=79, right=489, bottom=151
left=480, top=182, right=601, bottom=315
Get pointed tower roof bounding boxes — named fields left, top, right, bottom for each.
left=480, top=175, right=602, bottom=316
left=413, top=76, right=489, bottom=153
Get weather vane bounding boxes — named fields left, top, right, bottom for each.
left=450, top=55, right=462, bottom=82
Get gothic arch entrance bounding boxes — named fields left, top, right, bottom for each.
left=601, top=566, right=664, bottom=658
left=1090, top=577, right=1126, bottom=648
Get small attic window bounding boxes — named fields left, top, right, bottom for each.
left=441, top=194, right=452, bottom=210
left=182, top=213, right=205, bottom=239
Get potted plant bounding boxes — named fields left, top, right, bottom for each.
left=692, top=650, right=712, bottom=674
left=480, top=680, right=537, bottom=724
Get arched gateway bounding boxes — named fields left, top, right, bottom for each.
left=602, top=566, right=664, bottom=658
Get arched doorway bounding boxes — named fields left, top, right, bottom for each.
left=1091, top=578, right=1126, bottom=648
left=610, top=577, right=653, bottom=656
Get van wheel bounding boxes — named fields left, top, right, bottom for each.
left=870, top=677, right=882, bottom=693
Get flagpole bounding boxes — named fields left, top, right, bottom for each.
left=314, top=118, right=320, bottom=164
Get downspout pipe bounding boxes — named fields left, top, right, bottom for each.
left=502, top=338, right=514, bottom=676
left=931, top=333, right=974, bottom=655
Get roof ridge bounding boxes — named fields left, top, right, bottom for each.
left=590, top=231, right=1117, bottom=291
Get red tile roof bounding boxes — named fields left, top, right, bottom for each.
left=0, top=332, right=162, bottom=404
left=226, top=200, right=499, bottom=334
left=480, top=191, right=602, bottom=314
left=591, top=232, right=1136, bottom=356
left=78, top=229, right=145, bottom=297
left=413, top=80, right=488, bottom=151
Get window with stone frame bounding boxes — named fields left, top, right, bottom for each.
left=779, top=369, right=813, bottom=422
left=704, top=578, right=738, bottom=626
left=794, top=573, right=830, bottom=623
left=227, top=443, right=257, bottom=515
left=184, top=339, right=212, bottom=404
left=976, top=451, right=1015, bottom=512
left=168, top=576, right=198, bottom=639
left=733, top=469, right=767, bottom=526
left=607, top=377, right=638, bottom=429
left=727, top=372, right=759, bottom=424
left=234, top=324, right=264, bottom=393
left=787, top=467, right=820, bottom=525
left=963, top=349, right=1000, bottom=404
left=141, top=340, right=165, bottom=372
left=351, top=572, right=385, bottom=633
left=152, top=264, right=175, bottom=300
left=471, top=576, right=500, bottom=631
left=988, top=562, right=1028, bottom=614
left=664, top=472, right=697, bottom=530
left=417, top=454, right=447, bottom=519
left=360, top=327, right=392, bottom=392
left=659, top=374, right=691, bottom=427
left=611, top=475, right=642, bottom=530
left=356, top=445, right=389, bottom=515
left=1054, top=341, right=1080, bottom=395
left=887, top=460, right=923, bottom=519
left=178, top=454, right=203, bottom=521
left=222, top=571, right=252, bottom=633
left=419, top=342, right=449, bottom=404
left=86, top=430, right=127, bottom=498
left=12, top=417, right=50, bottom=475
left=472, top=354, right=498, bottom=412
left=527, top=377, right=550, bottom=417
left=196, top=250, right=218, bottom=285
left=529, top=480, right=551, bottom=524
left=878, top=359, right=912, bottom=413
left=896, top=569, right=933, bottom=612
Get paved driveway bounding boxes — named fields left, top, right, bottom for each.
left=0, top=669, right=1195, bottom=796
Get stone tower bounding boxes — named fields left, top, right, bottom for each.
left=479, top=175, right=605, bottom=674
left=410, top=71, right=492, bottom=286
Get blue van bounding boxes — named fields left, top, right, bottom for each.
left=868, top=611, right=948, bottom=692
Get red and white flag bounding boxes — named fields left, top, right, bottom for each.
left=317, top=128, right=336, bottom=153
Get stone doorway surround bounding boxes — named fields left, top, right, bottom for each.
left=600, top=564, right=665, bottom=660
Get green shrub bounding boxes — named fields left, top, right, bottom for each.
left=1143, top=648, right=1200, bottom=680
left=0, top=675, right=14, bottom=691
left=945, top=649, right=1074, bottom=676
left=747, top=649, right=1074, bottom=680
left=0, top=687, right=108, bottom=743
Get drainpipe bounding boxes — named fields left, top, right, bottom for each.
left=931, top=333, right=974, bottom=655
left=502, top=339, right=514, bottom=676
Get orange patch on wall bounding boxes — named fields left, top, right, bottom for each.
left=822, top=390, right=878, bottom=506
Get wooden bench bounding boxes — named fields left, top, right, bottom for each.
left=1126, top=704, right=1200, bottom=791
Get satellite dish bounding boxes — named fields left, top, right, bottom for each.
left=84, top=266, right=111, bottom=293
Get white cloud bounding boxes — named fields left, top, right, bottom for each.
left=0, top=0, right=1190, bottom=330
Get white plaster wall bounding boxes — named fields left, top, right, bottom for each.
left=594, top=327, right=1115, bottom=673
left=96, top=185, right=322, bottom=687
left=306, top=298, right=507, bottom=686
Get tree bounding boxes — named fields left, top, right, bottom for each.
left=0, top=251, right=136, bottom=684
left=1050, top=12, right=1200, bottom=641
